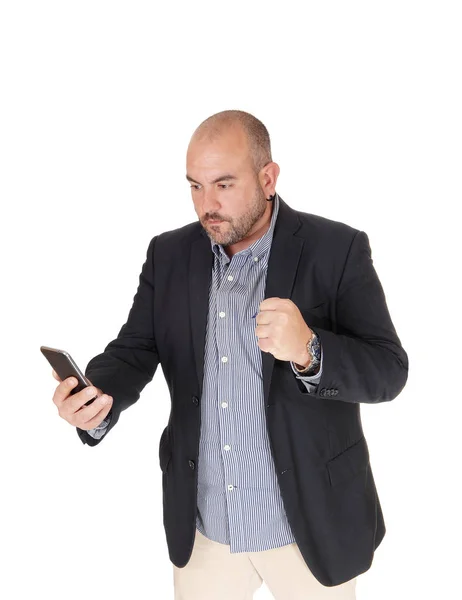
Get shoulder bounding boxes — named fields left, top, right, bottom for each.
left=289, top=204, right=364, bottom=260
left=295, top=207, right=359, bottom=240
left=146, top=220, right=204, bottom=261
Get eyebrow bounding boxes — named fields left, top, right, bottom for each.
left=186, top=173, right=238, bottom=185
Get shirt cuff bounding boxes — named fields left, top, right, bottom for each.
left=86, top=411, right=112, bottom=439
left=290, top=344, right=324, bottom=381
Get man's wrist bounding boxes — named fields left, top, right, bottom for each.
left=294, top=355, right=312, bottom=371
left=294, top=362, right=321, bottom=376
left=293, top=329, right=321, bottom=374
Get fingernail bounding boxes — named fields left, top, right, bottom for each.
left=100, top=395, right=109, bottom=404
left=69, top=378, right=76, bottom=386
left=86, top=387, right=95, bottom=396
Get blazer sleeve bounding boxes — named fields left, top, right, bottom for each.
left=76, top=236, right=160, bottom=446
left=313, top=230, right=409, bottom=404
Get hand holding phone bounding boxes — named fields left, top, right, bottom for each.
left=42, top=346, right=113, bottom=431
left=52, top=374, right=113, bottom=431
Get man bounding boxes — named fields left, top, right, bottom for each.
left=52, top=110, right=408, bottom=599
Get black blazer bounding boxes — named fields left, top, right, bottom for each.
left=77, top=195, right=408, bottom=587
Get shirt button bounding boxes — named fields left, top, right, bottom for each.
left=221, top=356, right=228, bottom=363
left=192, top=396, right=199, bottom=406
left=219, top=311, right=225, bottom=318
left=221, top=402, right=228, bottom=408
left=224, top=445, right=231, bottom=451
left=227, top=484, right=234, bottom=491
left=254, top=256, right=258, bottom=262
left=227, top=275, right=233, bottom=281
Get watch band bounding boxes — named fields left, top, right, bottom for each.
left=294, top=330, right=321, bottom=374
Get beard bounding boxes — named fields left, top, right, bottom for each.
left=202, top=185, right=268, bottom=247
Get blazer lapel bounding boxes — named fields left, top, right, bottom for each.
left=189, top=235, right=213, bottom=399
left=189, top=195, right=304, bottom=407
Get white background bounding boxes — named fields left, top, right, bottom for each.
left=1, top=1, right=460, bottom=598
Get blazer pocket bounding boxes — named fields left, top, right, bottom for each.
left=159, top=426, right=172, bottom=474
left=299, top=299, right=328, bottom=311
left=299, top=301, right=331, bottom=331
left=326, top=435, right=369, bottom=487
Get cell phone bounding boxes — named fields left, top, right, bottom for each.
left=40, top=345, right=96, bottom=406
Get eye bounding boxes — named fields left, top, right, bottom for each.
left=190, top=184, right=201, bottom=190
left=219, top=184, right=231, bottom=189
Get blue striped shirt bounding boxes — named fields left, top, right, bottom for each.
left=86, top=193, right=324, bottom=553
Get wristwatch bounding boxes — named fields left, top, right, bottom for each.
left=294, top=329, right=321, bottom=374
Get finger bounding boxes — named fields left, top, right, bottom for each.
left=255, top=310, right=274, bottom=324
left=52, top=376, right=78, bottom=407
left=257, top=338, right=273, bottom=353
left=255, top=324, right=270, bottom=338
left=59, top=385, right=102, bottom=423
left=259, top=297, right=281, bottom=311
left=52, top=369, right=61, bottom=382
left=77, top=396, right=113, bottom=429
left=67, top=385, right=101, bottom=414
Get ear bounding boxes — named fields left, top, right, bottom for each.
left=258, top=161, right=280, bottom=195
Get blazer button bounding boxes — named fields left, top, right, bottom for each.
left=189, top=460, right=195, bottom=470
left=192, top=396, right=199, bottom=406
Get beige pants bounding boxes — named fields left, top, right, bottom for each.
left=173, top=528, right=357, bottom=600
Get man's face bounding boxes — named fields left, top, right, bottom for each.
left=186, top=126, right=268, bottom=248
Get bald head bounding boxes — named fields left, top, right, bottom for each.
left=186, top=109, right=280, bottom=257
left=190, top=110, right=272, bottom=174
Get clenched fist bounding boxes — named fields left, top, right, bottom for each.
left=255, top=297, right=313, bottom=366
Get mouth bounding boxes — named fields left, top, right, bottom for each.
left=207, top=219, right=224, bottom=225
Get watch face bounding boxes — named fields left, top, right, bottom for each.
left=310, top=334, right=321, bottom=361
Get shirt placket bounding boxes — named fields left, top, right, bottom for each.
left=215, top=251, right=250, bottom=548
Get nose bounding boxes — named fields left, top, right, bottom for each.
left=202, top=190, right=222, bottom=219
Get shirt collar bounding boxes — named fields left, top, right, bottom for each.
left=210, top=192, right=280, bottom=264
